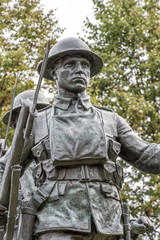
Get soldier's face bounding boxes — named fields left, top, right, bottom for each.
left=54, top=56, right=90, bottom=93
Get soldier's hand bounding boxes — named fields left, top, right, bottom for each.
left=0, top=139, right=8, bottom=154
left=0, top=203, right=7, bottom=226
left=131, top=216, right=154, bottom=235
left=0, top=203, right=7, bottom=216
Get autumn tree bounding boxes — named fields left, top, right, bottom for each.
left=84, top=0, right=160, bottom=239
left=0, top=0, right=61, bottom=144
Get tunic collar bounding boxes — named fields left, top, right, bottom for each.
left=54, top=95, right=92, bottom=111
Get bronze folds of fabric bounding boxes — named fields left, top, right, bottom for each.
left=35, top=181, right=123, bottom=236
left=50, top=111, right=107, bottom=166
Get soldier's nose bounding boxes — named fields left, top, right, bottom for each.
left=75, top=62, right=84, bottom=74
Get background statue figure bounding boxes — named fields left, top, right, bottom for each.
left=0, top=90, right=50, bottom=239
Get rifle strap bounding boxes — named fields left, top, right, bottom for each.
left=17, top=181, right=56, bottom=240
left=26, top=180, right=57, bottom=211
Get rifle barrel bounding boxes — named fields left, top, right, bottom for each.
left=24, top=40, right=50, bottom=139
left=33, top=40, right=50, bottom=112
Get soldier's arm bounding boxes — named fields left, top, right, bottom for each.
left=0, top=135, right=34, bottom=191
left=0, top=138, right=8, bottom=166
left=0, top=134, right=34, bottom=164
left=0, top=153, right=8, bottom=166
left=115, top=114, right=160, bottom=174
left=0, top=147, right=11, bottom=185
left=0, top=155, right=6, bottom=187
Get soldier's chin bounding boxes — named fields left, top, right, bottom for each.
left=70, top=84, right=87, bottom=93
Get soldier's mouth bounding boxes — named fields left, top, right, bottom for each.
left=71, top=77, right=86, bottom=84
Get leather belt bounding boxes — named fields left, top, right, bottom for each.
left=56, top=165, right=104, bottom=182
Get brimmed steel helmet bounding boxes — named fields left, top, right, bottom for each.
left=37, top=37, right=103, bottom=81
left=2, top=90, right=50, bottom=125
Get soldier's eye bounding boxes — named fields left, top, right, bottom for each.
left=82, top=61, right=90, bottom=68
left=64, top=61, right=75, bottom=68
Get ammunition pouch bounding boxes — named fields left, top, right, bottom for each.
left=32, top=162, right=46, bottom=187
left=101, top=182, right=120, bottom=201
left=103, top=161, right=124, bottom=189
left=32, top=159, right=58, bottom=187
left=108, top=138, right=121, bottom=161
left=31, top=134, right=123, bottom=189
left=32, top=160, right=123, bottom=191
left=31, top=138, right=50, bottom=162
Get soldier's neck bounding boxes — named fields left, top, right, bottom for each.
left=57, top=89, right=88, bottom=99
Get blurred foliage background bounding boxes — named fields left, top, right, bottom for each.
left=0, top=0, right=60, bottom=144
left=0, top=0, right=160, bottom=239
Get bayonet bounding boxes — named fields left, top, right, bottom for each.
left=24, top=40, right=50, bottom=139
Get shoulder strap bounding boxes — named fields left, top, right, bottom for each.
left=94, top=105, right=113, bottom=112
left=94, top=105, right=117, bottom=138
left=38, top=104, right=52, bottom=113
left=33, top=107, right=52, bottom=144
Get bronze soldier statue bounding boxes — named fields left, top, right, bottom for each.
left=0, top=38, right=159, bottom=240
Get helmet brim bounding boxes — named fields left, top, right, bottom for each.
left=2, top=103, right=49, bottom=125
left=37, top=49, right=103, bottom=81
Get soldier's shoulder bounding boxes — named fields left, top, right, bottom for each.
left=33, top=105, right=52, bottom=144
left=94, top=105, right=114, bottom=112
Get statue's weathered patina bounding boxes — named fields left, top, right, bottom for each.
left=0, top=38, right=159, bottom=240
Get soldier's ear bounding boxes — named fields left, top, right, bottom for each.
left=49, top=68, right=57, bottom=82
left=52, top=71, right=58, bottom=82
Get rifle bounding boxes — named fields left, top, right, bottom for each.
left=0, top=75, right=18, bottom=157
left=0, top=40, right=50, bottom=240
left=4, top=165, right=21, bottom=240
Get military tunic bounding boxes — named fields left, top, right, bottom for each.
left=19, top=95, right=160, bottom=239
